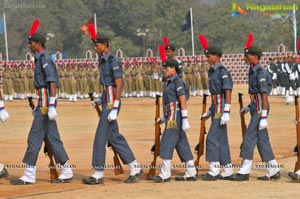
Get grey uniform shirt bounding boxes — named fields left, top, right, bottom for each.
left=248, top=63, right=271, bottom=94
left=34, top=50, right=58, bottom=89
left=208, top=62, right=233, bottom=95
left=99, top=51, right=123, bottom=86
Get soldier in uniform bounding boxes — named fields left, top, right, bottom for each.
left=232, top=36, right=280, bottom=181
left=199, top=36, right=234, bottom=181
left=152, top=58, right=197, bottom=182
left=267, top=57, right=277, bottom=95
left=0, top=90, right=10, bottom=179
left=83, top=27, right=142, bottom=185
left=2, top=66, right=14, bottom=101
left=11, top=21, right=73, bottom=185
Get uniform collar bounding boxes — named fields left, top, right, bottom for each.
left=250, top=62, right=261, bottom=73
left=99, top=50, right=111, bottom=61
left=167, top=73, right=179, bottom=82
left=211, top=62, right=222, bottom=71
left=35, top=50, right=45, bottom=59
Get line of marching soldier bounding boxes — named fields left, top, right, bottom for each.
left=267, top=53, right=300, bottom=101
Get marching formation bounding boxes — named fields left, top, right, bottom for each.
left=1, top=19, right=300, bottom=187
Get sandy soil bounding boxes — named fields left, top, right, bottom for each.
left=1, top=84, right=300, bottom=199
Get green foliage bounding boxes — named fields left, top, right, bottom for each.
left=0, top=0, right=299, bottom=59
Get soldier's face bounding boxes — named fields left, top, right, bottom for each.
left=28, top=41, right=39, bottom=52
left=94, top=43, right=105, bottom=54
left=205, top=54, right=218, bottom=65
left=166, top=50, right=174, bottom=58
left=163, top=66, right=175, bottom=77
left=244, top=54, right=256, bottom=64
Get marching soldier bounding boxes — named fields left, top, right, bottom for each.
left=11, top=20, right=73, bottom=185
left=152, top=58, right=197, bottom=182
left=83, top=26, right=142, bottom=185
left=199, top=35, right=234, bottom=181
left=267, top=57, right=277, bottom=95
left=232, top=34, right=280, bottom=181
left=2, top=66, right=14, bottom=101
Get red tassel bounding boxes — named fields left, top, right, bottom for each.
left=163, top=36, right=169, bottom=47
left=297, top=38, right=300, bottom=50
left=88, top=24, right=97, bottom=41
left=199, top=34, right=208, bottom=50
left=159, top=44, right=167, bottom=62
left=245, top=33, right=253, bottom=49
left=29, top=19, right=40, bottom=36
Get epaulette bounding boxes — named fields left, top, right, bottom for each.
left=109, top=55, right=116, bottom=62
left=257, top=67, right=264, bottom=73
left=218, top=65, right=225, bottom=71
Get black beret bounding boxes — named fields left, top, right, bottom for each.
left=28, top=33, right=46, bottom=45
left=244, top=46, right=262, bottom=57
left=204, top=45, right=222, bottom=57
left=93, top=34, right=109, bottom=44
left=298, top=50, right=300, bottom=55
left=164, top=58, right=178, bottom=68
left=165, top=44, right=175, bottom=51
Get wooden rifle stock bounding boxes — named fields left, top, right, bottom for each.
left=147, top=95, right=161, bottom=179
left=294, top=95, right=300, bottom=172
left=27, top=97, right=59, bottom=180
left=238, top=93, right=247, bottom=138
left=194, top=94, right=207, bottom=173
left=88, top=93, right=124, bottom=175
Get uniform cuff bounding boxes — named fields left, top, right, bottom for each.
left=181, top=110, right=188, bottom=119
left=0, top=100, right=5, bottom=108
left=113, top=100, right=120, bottom=109
left=261, top=110, right=268, bottom=118
left=224, top=104, right=231, bottom=113
left=49, top=97, right=56, bottom=106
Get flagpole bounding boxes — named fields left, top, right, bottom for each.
left=293, top=4, right=297, bottom=53
left=94, top=13, right=97, bottom=33
left=3, top=13, right=8, bottom=61
left=190, top=8, right=195, bottom=56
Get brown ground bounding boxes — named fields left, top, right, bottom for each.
left=1, top=84, right=300, bottom=199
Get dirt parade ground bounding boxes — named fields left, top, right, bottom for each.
left=1, top=84, right=300, bottom=199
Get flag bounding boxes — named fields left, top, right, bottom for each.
left=81, top=17, right=94, bottom=35
left=181, top=11, right=191, bottom=32
left=0, top=17, right=4, bottom=34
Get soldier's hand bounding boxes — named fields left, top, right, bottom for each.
left=182, top=119, right=190, bottom=132
left=91, top=97, right=101, bottom=108
left=201, top=110, right=211, bottom=120
left=48, top=97, right=57, bottom=121
left=240, top=105, right=250, bottom=115
left=156, top=116, right=166, bottom=124
left=259, top=118, right=268, bottom=130
left=220, top=112, right=230, bottom=125
left=107, top=109, right=118, bottom=121
left=0, top=100, right=9, bottom=123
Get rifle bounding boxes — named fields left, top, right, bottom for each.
left=194, top=94, right=207, bottom=173
left=238, top=93, right=247, bottom=138
left=147, top=95, right=161, bottom=179
left=294, top=95, right=300, bottom=172
left=27, top=97, right=59, bottom=180
left=88, top=93, right=124, bottom=175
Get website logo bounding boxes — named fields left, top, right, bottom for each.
left=231, top=2, right=247, bottom=18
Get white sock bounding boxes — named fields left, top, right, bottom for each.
left=20, top=165, right=36, bottom=183
left=159, top=159, right=171, bottom=179
left=267, top=159, right=280, bottom=177
left=59, top=162, right=73, bottom=179
left=128, top=160, right=141, bottom=176
left=208, top=162, right=220, bottom=176
left=221, top=163, right=234, bottom=177
left=92, top=170, right=104, bottom=179
left=184, top=160, right=196, bottom=177
left=238, top=159, right=252, bottom=174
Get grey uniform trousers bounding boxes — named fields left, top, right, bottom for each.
left=205, top=117, right=231, bottom=165
left=240, top=105, right=275, bottom=162
left=160, top=113, right=194, bottom=162
left=23, top=106, right=69, bottom=166
left=92, top=94, right=135, bottom=170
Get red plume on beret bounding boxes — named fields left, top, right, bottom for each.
left=88, top=24, right=97, bottom=41
left=159, top=44, right=167, bottom=62
left=297, top=37, right=300, bottom=50
left=199, top=34, right=208, bottom=50
left=245, top=33, right=253, bottom=49
left=163, top=36, right=169, bottom=48
left=29, top=19, right=40, bottom=36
